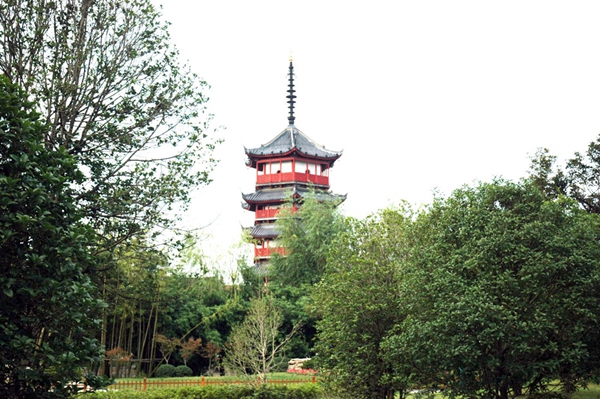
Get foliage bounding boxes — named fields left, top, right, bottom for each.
left=85, top=384, right=321, bottom=399
left=153, top=364, right=176, bottom=378
left=223, top=295, right=301, bottom=384
left=155, top=334, right=180, bottom=365
left=181, top=337, right=202, bottom=367
left=265, top=194, right=346, bottom=360
left=200, top=342, right=222, bottom=376
left=84, top=371, right=115, bottom=392
left=0, top=75, right=105, bottom=398
left=385, top=180, right=600, bottom=399
left=0, top=0, right=220, bottom=258
left=270, top=194, right=345, bottom=286
left=528, top=147, right=568, bottom=200
left=564, top=135, right=600, bottom=214
left=312, top=208, right=413, bottom=399
left=174, top=365, right=193, bottom=377
left=528, top=136, right=600, bottom=214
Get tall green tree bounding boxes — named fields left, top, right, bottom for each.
left=564, top=135, right=600, bottom=214
left=312, top=209, right=412, bottom=399
left=527, top=147, right=567, bottom=200
left=267, top=194, right=346, bottom=358
left=0, top=75, right=104, bottom=398
left=386, top=180, right=600, bottom=399
left=0, top=0, right=220, bottom=255
left=270, top=194, right=345, bottom=286
left=528, top=136, right=600, bottom=214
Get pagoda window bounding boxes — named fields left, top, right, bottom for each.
left=257, top=162, right=266, bottom=175
left=295, top=160, right=307, bottom=173
left=281, top=160, right=292, bottom=173
left=321, top=164, right=329, bottom=176
left=271, top=161, right=281, bottom=174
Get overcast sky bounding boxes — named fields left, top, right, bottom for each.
left=155, top=1, right=600, bottom=271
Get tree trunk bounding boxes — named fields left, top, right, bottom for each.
left=149, top=304, right=159, bottom=376
left=100, top=278, right=108, bottom=376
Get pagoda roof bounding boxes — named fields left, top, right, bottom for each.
left=245, top=125, right=342, bottom=166
left=242, top=185, right=346, bottom=205
left=249, top=223, right=280, bottom=238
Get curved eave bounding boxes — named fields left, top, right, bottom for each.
left=244, top=125, right=343, bottom=168
left=248, top=224, right=280, bottom=239
left=242, top=187, right=299, bottom=205
left=244, top=147, right=342, bottom=169
left=242, top=187, right=346, bottom=206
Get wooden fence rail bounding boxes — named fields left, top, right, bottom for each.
left=106, top=376, right=317, bottom=391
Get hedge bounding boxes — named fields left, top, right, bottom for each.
left=153, top=364, right=176, bottom=378
left=82, top=384, right=322, bottom=399
left=174, top=365, right=193, bottom=377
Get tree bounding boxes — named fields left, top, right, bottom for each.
left=200, top=342, right=222, bottom=376
left=564, top=135, right=600, bottom=214
left=528, top=136, right=600, bottom=214
left=154, top=334, right=179, bottom=365
left=0, top=0, right=220, bottom=256
left=0, top=75, right=104, bottom=398
left=386, top=180, right=600, bottom=399
left=270, top=193, right=345, bottom=286
left=180, top=337, right=202, bottom=366
left=527, top=147, right=567, bottom=200
left=312, top=209, right=412, bottom=399
left=223, top=295, right=300, bottom=384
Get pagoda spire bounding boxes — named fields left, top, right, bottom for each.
left=287, top=57, right=296, bottom=125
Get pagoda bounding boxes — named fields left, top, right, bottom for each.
left=242, top=59, right=345, bottom=272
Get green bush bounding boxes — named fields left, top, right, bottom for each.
left=271, top=356, right=290, bottom=373
left=174, top=365, right=193, bottom=377
left=153, top=364, right=176, bottom=378
left=84, top=384, right=322, bottom=398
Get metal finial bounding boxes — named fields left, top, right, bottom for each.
left=287, top=60, right=296, bottom=125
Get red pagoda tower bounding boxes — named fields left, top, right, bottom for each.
left=243, top=59, right=345, bottom=272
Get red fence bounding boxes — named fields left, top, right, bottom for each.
left=108, top=376, right=317, bottom=391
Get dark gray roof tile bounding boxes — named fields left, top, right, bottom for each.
left=242, top=186, right=347, bottom=204
left=250, top=223, right=280, bottom=238
left=245, top=125, right=342, bottom=161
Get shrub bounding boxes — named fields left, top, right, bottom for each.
left=154, top=364, right=176, bottom=378
left=84, top=384, right=322, bottom=398
left=271, top=356, right=290, bottom=373
left=174, top=365, right=193, bottom=377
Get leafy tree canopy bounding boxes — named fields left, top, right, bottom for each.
left=0, top=0, right=221, bottom=258
left=385, top=180, right=600, bottom=399
left=529, top=135, right=600, bottom=214
left=270, top=193, right=345, bottom=286
left=0, top=75, right=104, bottom=398
left=313, top=208, right=413, bottom=399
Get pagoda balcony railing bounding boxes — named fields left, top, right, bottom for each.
left=256, top=209, right=280, bottom=219
left=255, top=247, right=286, bottom=258
left=255, top=205, right=298, bottom=220
left=257, top=172, right=328, bottom=186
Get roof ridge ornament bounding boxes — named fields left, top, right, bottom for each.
left=287, top=57, right=296, bottom=126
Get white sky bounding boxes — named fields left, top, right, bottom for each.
left=156, top=1, right=600, bottom=270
